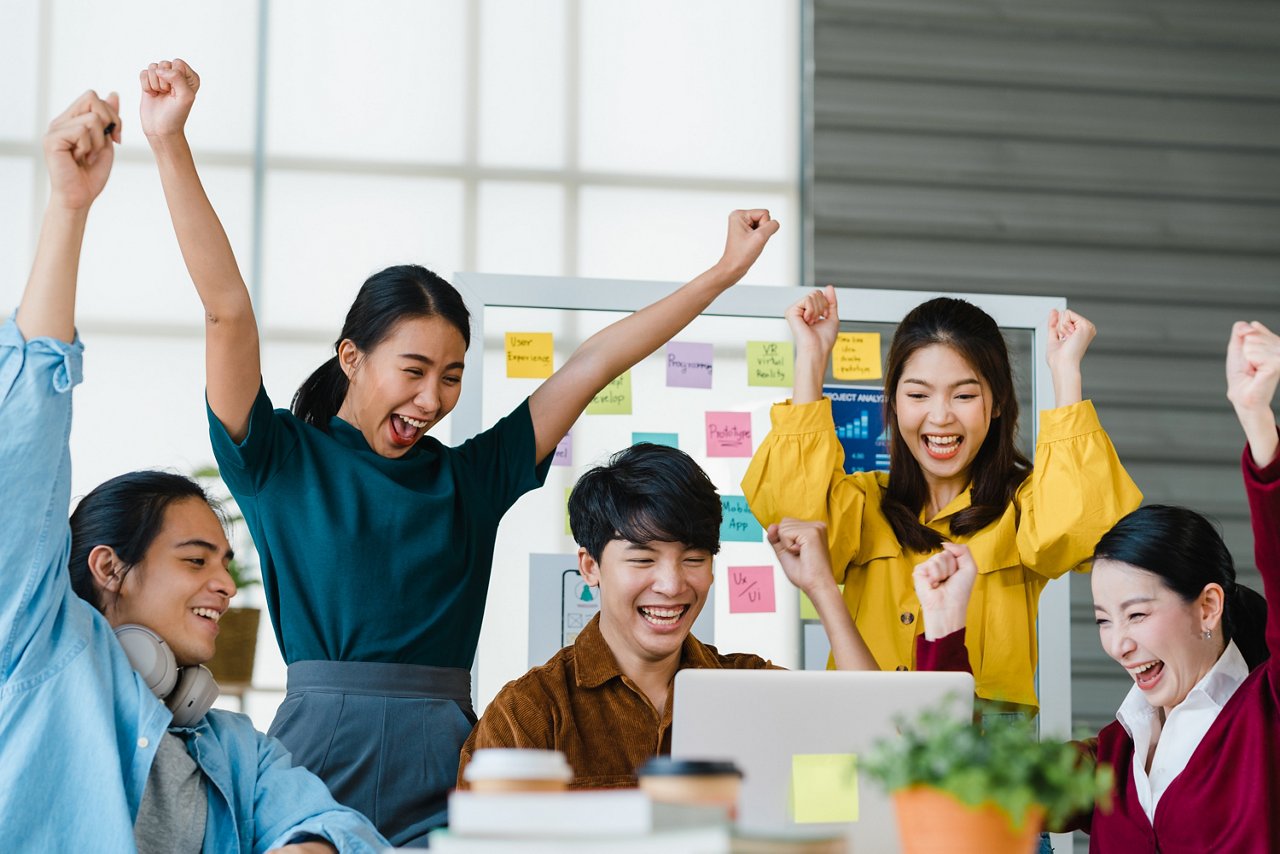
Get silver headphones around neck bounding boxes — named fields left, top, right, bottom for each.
left=114, top=624, right=219, bottom=727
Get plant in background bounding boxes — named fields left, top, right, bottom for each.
left=193, top=465, right=260, bottom=593
left=863, top=697, right=1113, bottom=853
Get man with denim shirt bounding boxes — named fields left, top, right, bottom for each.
left=0, top=88, right=386, bottom=853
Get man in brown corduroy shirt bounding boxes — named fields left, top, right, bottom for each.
left=457, top=443, right=877, bottom=789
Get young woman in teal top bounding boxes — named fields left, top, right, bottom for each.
left=141, top=58, right=780, bottom=846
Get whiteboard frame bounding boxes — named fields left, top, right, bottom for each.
left=452, top=272, right=1071, bottom=740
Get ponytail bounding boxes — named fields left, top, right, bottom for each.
left=291, top=356, right=350, bottom=430
left=1227, top=583, right=1270, bottom=671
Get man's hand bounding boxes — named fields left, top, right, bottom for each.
left=44, top=90, right=121, bottom=212
left=768, top=518, right=834, bottom=596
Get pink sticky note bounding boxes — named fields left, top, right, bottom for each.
left=729, top=565, right=776, bottom=614
left=705, top=411, right=753, bottom=457
left=667, top=341, right=714, bottom=389
left=552, top=432, right=572, bottom=467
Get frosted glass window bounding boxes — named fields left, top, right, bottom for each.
left=478, top=0, right=566, bottom=168
left=580, top=0, right=798, bottom=180
left=267, top=0, right=466, bottom=162
left=0, top=1, right=39, bottom=141
left=76, top=162, right=253, bottom=325
left=476, top=181, right=565, bottom=276
left=49, top=0, right=258, bottom=153
left=578, top=186, right=797, bottom=287
left=260, top=170, right=465, bottom=332
left=0, top=158, right=34, bottom=312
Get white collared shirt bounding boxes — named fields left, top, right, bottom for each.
left=1115, top=640, right=1250, bottom=822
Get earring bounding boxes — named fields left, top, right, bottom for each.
left=1203, top=629, right=1213, bottom=641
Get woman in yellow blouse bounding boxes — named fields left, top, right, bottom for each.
left=742, top=288, right=1141, bottom=711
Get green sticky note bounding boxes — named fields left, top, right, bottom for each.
left=791, top=753, right=858, bottom=823
left=747, top=340, right=794, bottom=387
left=799, top=584, right=843, bottom=622
left=586, top=371, right=632, bottom=415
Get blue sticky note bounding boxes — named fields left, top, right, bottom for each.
left=633, top=432, right=679, bottom=449
left=720, top=495, right=763, bottom=542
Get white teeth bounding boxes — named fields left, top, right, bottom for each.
left=925, top=436, right=959, bottom=447
left=398, top=415, right=428, bottom=429
left=191, top=608, right=222, bottom=623
left=1131, top=661, right=1159, bottom=674
left=640, top=606, right=686, bottom=623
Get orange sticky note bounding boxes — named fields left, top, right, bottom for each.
left=506, top=332, right=554, bottom=379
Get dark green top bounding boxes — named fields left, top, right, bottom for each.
left=209, top=385, right=551, bottom=668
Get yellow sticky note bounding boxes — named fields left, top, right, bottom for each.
left=791, top=753, right=859, bottom=823
left=506, top=332, right=554, bottom=379
left=746, top=340, right=794, bottom=387
left=832, top=333, right=881, bottom=381
left=586, top=371, right=632, bottom=415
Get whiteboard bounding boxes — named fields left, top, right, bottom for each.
left=452, top=273, right=1070, bottom=740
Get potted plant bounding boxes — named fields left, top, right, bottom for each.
left=193, top=466, right=261, bottom=688
left=863, top=699, right=1113, bottom=854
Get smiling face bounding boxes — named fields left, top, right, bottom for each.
left=1092, top=558, right=1225, bottom=717
left=335, top=315, right=467, bottom=458
left=892, top=343, right=995, bottom=499
left=580, top=539, right=713, bottom=670
left=103, top=497, right=237, bottom=667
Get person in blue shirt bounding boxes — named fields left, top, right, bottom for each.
left=140, top=58, right=781, bottom=845
left=0, top=88, right=387, bottom=854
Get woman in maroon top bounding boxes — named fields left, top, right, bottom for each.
left=916, top=320, right=1278, bottom=852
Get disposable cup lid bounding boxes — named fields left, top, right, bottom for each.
left=464, top=749, right=573, bottom=782
left=636, top=757, right=742, bottom=778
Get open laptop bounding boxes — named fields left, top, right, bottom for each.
left=672, top=670, right=975, bottom=851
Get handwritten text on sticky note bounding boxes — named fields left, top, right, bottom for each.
left=506, top=332, right=554, bottom=378
left=586, top=371, right=632, bottom=415
left=729, top=565, right=775, bottom=614
left=832, top=333, right=881, bottom=381
left=791, top=754, right=859, bottom=823
left=747, top=340, right=794, bottom=387
left=667, top=341, right=714, bottom=389
left=720, top=495, right=763, bottom=543
left=705, top=411, right=753, bottom=457
left=552, top=432, right=572, bottom=467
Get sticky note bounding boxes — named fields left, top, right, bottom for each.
left=667, top=341, right=714, bottom=389
left=832, top=333, right=881, bottom=381
left=791, top=754, right=859, bottom=823
left=720, top=496, right=763, bottom=543
left=798, top=584, right=843, bottom=621
left=705, top=411, right=753, bottom=457
left=552, top=432, right=572, bottom=467
left=633, top=432, right=679, bottom=449
left=505, top=332, right=554, bottom=378
left=587, top=371, right=632, bottom=415
left=728, top=566, right=775, bottom=614
left=747, top=340, right=794, bottom=387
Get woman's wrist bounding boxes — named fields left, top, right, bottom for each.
left=922, top=608, right=967, bottom=641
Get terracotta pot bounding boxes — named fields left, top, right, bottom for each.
left=893, top=786, right=1043, bottom=854
left=205, top=606, right=260, bottom=687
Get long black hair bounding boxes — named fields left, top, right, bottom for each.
left=1094, top=505, right=1269, bottom=670
left=291, top=264, right=471, bottom=429
left=881, top=298, right=1031, bottom=554
left=68, top=471, right=214, bottom=612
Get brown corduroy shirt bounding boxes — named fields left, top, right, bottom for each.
left=457, top=613, right=776, bottom=789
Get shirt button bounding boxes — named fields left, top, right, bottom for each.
left=895, top=666, right=908, bottom=672
left=137, top=737, right=149, bottom=749
left=900, top=612, right=915, bottom=625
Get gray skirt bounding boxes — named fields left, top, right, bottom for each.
left=268, top=660, right=476, bottom=848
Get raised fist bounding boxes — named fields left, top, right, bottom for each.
left=140, top=58, right=201, bottom=139
left=719, top=209, right=780, bottom=279
left=44, top=90, right=121, bottom=211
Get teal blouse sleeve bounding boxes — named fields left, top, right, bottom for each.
left=453, top=397, right=553, bottom=520
left=207, top=383, right=299, bottom=497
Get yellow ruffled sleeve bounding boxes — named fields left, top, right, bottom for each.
left=1015, top=399, right=1142, bottom=578
left=742, top=397, right=873, bottom=582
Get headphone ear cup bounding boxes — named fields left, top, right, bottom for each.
left=167, top=665, right=220, bottom=728
left=114, top=624, right=179, bottom=699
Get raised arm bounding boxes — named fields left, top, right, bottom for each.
left=141, top=59, right=261, bottom=442
left=787, top=285, right=840, bottom=404
left=526, top=210, right=779, bottom=461
left=911, top=543, right=978, bottom=673
left=768, top=519, right=877, bottom=670
left=1045, top=308, right=1095, bottom=408
left=1227, top=320, right=1279, bottom=469
left=17, top=91, right=121, bottom=341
